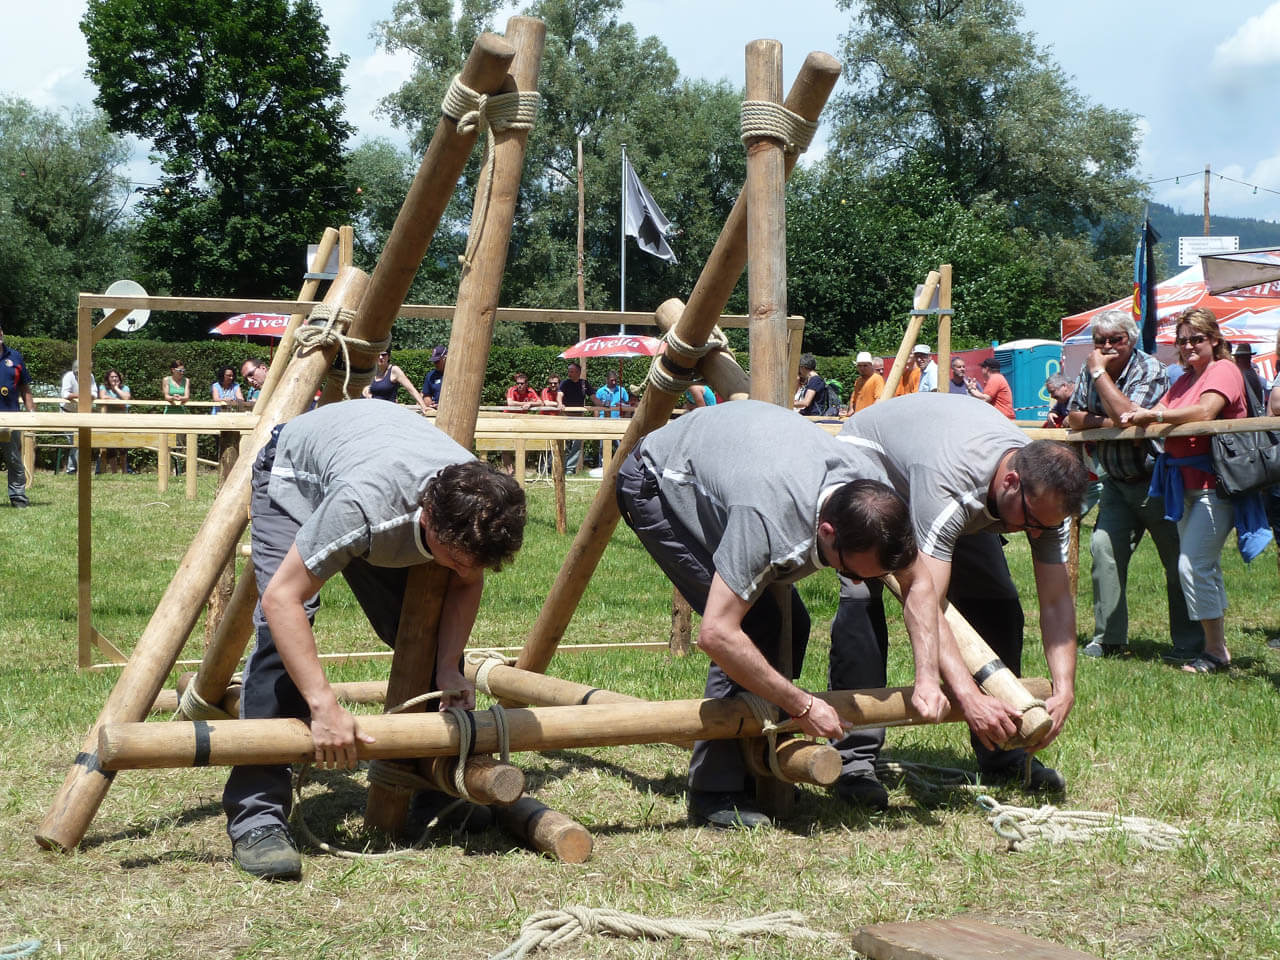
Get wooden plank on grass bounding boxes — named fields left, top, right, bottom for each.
left=852, top=917, right=1102, bottom=960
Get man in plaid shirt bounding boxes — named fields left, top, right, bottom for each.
left=1067, top=309, right=1199, bottom=661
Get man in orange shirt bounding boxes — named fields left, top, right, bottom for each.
left=966, top=357, right=1015, bottom=418
left=893, top=357, right=920, bottom=396
left=850, top=351, right=885, bottom=412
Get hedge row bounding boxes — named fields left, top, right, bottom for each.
left=5, top=336, right=883, bottom=406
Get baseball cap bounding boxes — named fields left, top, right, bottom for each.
left=431, top=345, right=448, bottom=362
left=912, top=344, right=932, bottom=355
left=855, top=351, right=873, bottom=364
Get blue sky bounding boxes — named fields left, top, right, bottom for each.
left=4, top=0, right=1280, bottom=223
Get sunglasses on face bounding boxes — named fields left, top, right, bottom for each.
left=1093, top=334, right=1127, bottom=346
left=1175, top=334, right=1209, bottom=347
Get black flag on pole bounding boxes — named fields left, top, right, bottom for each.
left=623, top=156, right=677, bottom=263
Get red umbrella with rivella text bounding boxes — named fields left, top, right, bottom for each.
left=559, top=334, right=662, bottom=359
left=211, top=313, right=291, bottom=338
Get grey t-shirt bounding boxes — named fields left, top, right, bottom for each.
left=836, top=393, right=1067, bottom=566
left=267, top=398, right=475, bottom=580
left=635, top=399, right=886, bottom=604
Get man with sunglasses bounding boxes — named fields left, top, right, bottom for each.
left=1065, top=309, right=1197, bottom=662
left=616, top=399, right=947, bottom=829
left=829, top=393, right=1087, bottom=808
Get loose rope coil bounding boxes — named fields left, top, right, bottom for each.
left=739, top=100, right=818, bottom=154
left=736, top=691, right=795, bottom=784
left=291, top=303, right=390, bottom=399
left=976, top=795, right=1188, bottom=853
left=488, top=907, right=834, bottom=960
left=440, top=73, right=542, bottom=271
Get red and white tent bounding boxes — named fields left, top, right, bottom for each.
left=1060, top=251, right=1280, bottom=380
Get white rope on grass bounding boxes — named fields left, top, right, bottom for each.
left=976, top=794, right=1188, bottom=852
left=488, top=907, right=835, bottom=960
left=0, top=942, right=40, bottom=959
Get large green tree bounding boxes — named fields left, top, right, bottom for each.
left=81, top=0, right=357, bottom=337
left=374, top=0, right=743, bottom=342
left=0, top=97, right=134, bottom=338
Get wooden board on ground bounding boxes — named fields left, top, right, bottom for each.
left=852, top=917, right=1101, bottom=960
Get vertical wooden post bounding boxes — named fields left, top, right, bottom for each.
left=513, top=53, right=842, bottom=681
left=670, top=590, right=692, bottom=657
left=21, top=432, right=34, bottom=487
left=551, top=439, right=567, bottom=535
left=514, top=438, right=527, bottom=487
left=184, top=432, right=197, bottom=500
left=76, top=305, right=93, bottom=670
left=157, top=433, right=170, bottom=492
left=936, top=265, right=953, bottom=392
left=204, top=431, right=240, bottom=647
left=881, top=271, right=940, bottom=398
left=363, top=16, right=547, bottom=836
left=744, top=38, right=794, bottom=817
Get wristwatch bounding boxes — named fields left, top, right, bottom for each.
left=1089, top=367, right=1104, bottom=381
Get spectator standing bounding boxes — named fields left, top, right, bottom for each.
left=792, top=353, right=826, bottom=415
left=595, top=369, right=630, bottom=418
left=849, top=352, right=884, bottom=412
left=540, top=373, right=564, bottom=411
left=1266, top=331, right=1280, bottom=651
left=421, top=346, right=447, bottom=408
left=915, top=344, right=938, bottom=392
left=60, top=360, right=97, bottom=473
left=683, top=384, right=716, bottom=409
left=893, top=356, right=920, bottom=396
left=364, top=350, right=432, bottom=416
left=502, top=371, right=542, bottom=474
left=0, top=323, right=34, bottom=507
left=1232, top=342, right=1265, bottom=416
left=240, top=359, right=266, bottom=403
left=1066, top=309, right=1196, bottom=661
left=1121, top=307, right=1267, bottom=674
left=163, top=360, right=190, bottom=413
left=966, top=357, right=1014, bottom=418
left=97, top=369, right=132, bottom=474
left=948, top=357, right=969, bottom=395
left=873, top=358, right=885, bottom=377
left=558, top=362, right=591, bottom=474
left=211, top=366, right=246, bottom=414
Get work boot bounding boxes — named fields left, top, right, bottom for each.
left=980, top=758, right=1066, bottom=794
left=232, top=824, right=302, bottom=881
left=832, top=772, right=890, bottom=812
left=687, top=789, right=772, bottom=830
left=407, top=788, right=493, bottom=836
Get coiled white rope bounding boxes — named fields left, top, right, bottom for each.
left=739, top=100, right=817, bottom=153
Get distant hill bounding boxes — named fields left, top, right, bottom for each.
left=1148, top=202, right=1280, bottom=278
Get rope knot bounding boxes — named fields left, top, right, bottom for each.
left=739, top=100, right=818, bottom=154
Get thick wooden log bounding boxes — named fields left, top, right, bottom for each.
left=670, top=589, right=693, bottom=657
left=514, top=52, right=842, bottom=682
left=934, top=264, right=952, bottom=391
left=203, top=431, right=241, bottom=647
left=494, top=796, right=593, bottom=863
left=423, top=755, right=525, bottom=806
left=97, top=680, right=1051, bottom=771
left=365, top=17, right=547, bottom=836
left=882, top=574, right=1052, bottom=749
left=653, top=299, right=750, bottom=400
left=551, top=439, right=567, bottom=534
left=742, top=737, right=842, bottom=787
left=880, top=271, right=940, bottom=397
left=36, top=266, right=369, bottom=853
left=181, top=568, right=258, bottom=719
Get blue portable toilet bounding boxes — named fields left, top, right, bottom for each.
left=991, top=339, right=1063, bottom=420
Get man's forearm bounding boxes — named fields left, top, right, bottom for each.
left=435, top=571, right=483, bottom=677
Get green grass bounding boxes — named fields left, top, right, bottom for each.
left=1, top=471, right=1278, bottom=958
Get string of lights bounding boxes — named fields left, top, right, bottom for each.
left=1143, top=169, right=1280, bottom=198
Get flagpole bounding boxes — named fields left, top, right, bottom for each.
left=620, top=143, right=627, bottom=333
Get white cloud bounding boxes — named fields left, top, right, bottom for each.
left=1212, top=2, right=1280, bottom=72
left=344, top=46, right=417, bottom=146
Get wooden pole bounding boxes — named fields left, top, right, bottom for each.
left=513, top=52, right=842, bottom=681
left=184, top=432, right=197, bottom=500
left=422, top=755, right=524, bottom=805
left=76, top=305, right=93, bottom=670
left=742, top=737, right=842, bottom=787
left=1204, top=163, right=1211, bottom=236
left=203, top=431, right=240, bottom=647
left=157, top=433, right=170, bottom=491
left=494, top=796, right=593, bottom=863
left=880, top=271, right=940, bottom=397
left=364, top=15, right=547, bottom=836
left=36, top=266, right=371, bottom=852
left=551, top=439, right=567, bottom=534
left=98, top=679, right=1051, bottom=771
left=670, top=591, right=692, bottom=657
left=935, top=265, right=952, bottom=392
left=654, top=299, right=750, bottom=400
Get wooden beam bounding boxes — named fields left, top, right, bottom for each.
left=852, top=916, right=1102, bottom=960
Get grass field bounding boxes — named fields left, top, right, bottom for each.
left=1, top=471, right=1278, bottom=959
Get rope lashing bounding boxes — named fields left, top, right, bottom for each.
left=291, top=302, right=390, bottom=399
left=466, top=648, right=517, bottom=699
left=488, top=907, right=834, bottom=960
left=663, top=324, right=729, bottom=361
left=0, top=941, right=40, bottom=960
left=976, top=794, right=1188, bottom=852
left=440, top=73, right=541, bottom=271
left=174, top=671, right=244, bottom=721
left=735, top=691, right=796, bottom=784
left=647, top=324, right=733, bottom=395
left=739, top=100, right=818, bottom=154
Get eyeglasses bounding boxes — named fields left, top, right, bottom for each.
left=1093, top=334, right=1127, bottom=346
left=1174, top=334, right=1209, bottom=347
left=1019, top=487, right=1063, bottom=533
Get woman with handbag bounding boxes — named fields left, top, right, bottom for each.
left=1121, top=308, right=1247, bottom=674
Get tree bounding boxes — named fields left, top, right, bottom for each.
left=81, top=0, right=357, bottom=337
left=0, top=97, right=134, bottom=338
left=374, top=0, right=744, bottom=342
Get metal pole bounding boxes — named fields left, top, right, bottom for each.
left=620, top=143, right=627, bottom=332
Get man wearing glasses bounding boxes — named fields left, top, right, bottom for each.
left=829, top=392, right=1087, bottom=809
left=1066, top=309, right=1196, bottom=661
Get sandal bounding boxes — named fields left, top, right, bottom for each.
left=1183, top=652, right=1229, bottom=674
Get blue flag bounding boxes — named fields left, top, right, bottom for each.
left=1133, top=217, right=1160, bottom=353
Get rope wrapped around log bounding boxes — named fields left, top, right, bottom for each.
left=291, top=303, right=390, bottom=399
left=739, top=100, right=818, bottom=154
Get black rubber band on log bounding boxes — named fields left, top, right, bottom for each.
left=971, top=658, right=1006, bottom=687
left=578, top=688, right=602, bottom=704
left=192, top=721, right=212, bottom=767
left=74, top=751, right=116, bottom=782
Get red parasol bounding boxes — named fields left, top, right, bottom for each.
left=211, top=313, right=292, bottom=338
left=559, top=334, right=662, bottom=359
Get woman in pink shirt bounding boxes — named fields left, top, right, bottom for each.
left=1123, top=308, right=1247, bottom=674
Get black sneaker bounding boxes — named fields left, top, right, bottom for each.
left=232, top=824, right=301, bottom=881
left=980, top=758, right=1066, bottom=794
left=832, top=772, right=890, bottom=812
left=687, top=789, right=772, bottom=830
left=407, top=788, right=493, bottom=835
